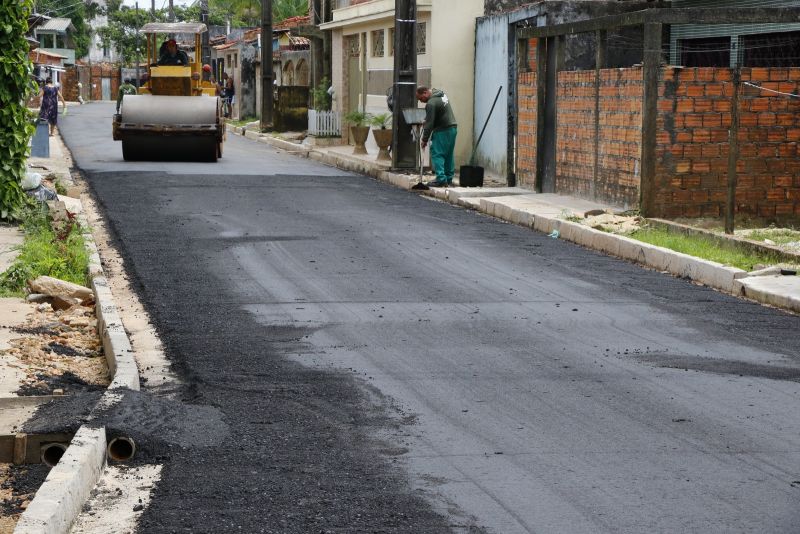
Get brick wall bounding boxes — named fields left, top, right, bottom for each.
left=655, top=67, right=800, bottom=221
left=597, top=68, right=642, bottom=207
left=516, top=38, right=537, bottom=188
left=556, top=70, right=596, bottom=199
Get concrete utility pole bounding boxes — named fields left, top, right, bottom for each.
left=260, top=0, right=274, bottom=130
left=135, top=2, right=141, bottom=88
left=391, top=0, right=417, bottom=169
left=200, top=0, right=210, bottom=68
left=151, top=0, right=155, bottom=16
left=168, top=0, right=174, bottom=22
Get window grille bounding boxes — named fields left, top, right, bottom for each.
left=372, top=29, right=385, bottom=57
left=416, top=22, right=427, bottom=55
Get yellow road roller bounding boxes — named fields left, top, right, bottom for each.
left=112, top=22, right=224, bottom=162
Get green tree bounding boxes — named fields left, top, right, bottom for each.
left=33, top=0, right=100, bottom=59
left=0, top=0, right=36, bottom=220
left=209, top=0, right=308, bottom=29
left=98, top=1, right=155, bottom=67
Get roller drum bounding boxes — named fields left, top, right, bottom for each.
left=121, top=95, right=218, bottom=125
left=118, top=95, right=221, bottom=162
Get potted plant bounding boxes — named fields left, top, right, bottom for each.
left=370, top=113, right=392, bottom=161
left=344, top=110, right=371, bottom=154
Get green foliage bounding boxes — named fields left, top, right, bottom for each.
left=0, top=0, right=36, bottom=221
left=0, top=208, right=90, bottom=295
left=33, top=0, right=101, bottom=59
left=344, top=110, right=371, bottom=127
left=209, top=0, right=307, bottom=27
left=369, top=113, right=391, bottom=129
left=99, top=2, right=154, bottom=67
left=311, top=76, right=331, bottom=111
left=272, top=0, right=307, bottom=22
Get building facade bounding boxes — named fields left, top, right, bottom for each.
left=319, top=0, right=484, bottom=164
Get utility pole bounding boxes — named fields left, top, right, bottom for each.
left=391, top=0, right=417, bottom=169
left=151, top=0, right=155, bottom=17
left=200, top=0, right=210, bottom=68
left=260, top=0, right=273, bottom=130
left=168, top=0, right=174, bottom=22
left=135, top=2, right=141, bottom=88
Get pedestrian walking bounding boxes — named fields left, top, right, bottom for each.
left=116, top=79, right=138, bottom=113
left=38, top=77, right=67, bottom=137
left=416, top=86, right=457, bottom=187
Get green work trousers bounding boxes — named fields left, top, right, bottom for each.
left=430, top=126, right=457, bottom=184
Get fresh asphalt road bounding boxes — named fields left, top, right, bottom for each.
left=60, top=102, right=800, bottom=533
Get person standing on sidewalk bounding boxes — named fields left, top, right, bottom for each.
left=38, top=77, right=67, bottom=137
left=416, top=86, right=457, bottom=187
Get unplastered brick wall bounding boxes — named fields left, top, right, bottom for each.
left=516, top=38, right=538, bottom=188
left=544, top=67, right=642, bottom=206
left=655, top=67, right=800, bottom=221
left=556, top=70, right=596, bottom=198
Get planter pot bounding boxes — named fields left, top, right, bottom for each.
left=350, top=125, right=370, bottom=155
left=371, top=128, right=392, bottom=160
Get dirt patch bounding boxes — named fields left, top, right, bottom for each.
left=0, top=463, right=50, bottom=531
left=3, top=302, right=109, bottom=396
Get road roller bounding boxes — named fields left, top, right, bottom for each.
left=112, top=22, right=224, bottom=162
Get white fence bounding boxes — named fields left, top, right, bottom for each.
left=308, top=109, right=341, bottom=137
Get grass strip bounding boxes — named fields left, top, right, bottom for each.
left=0, top=209, right=89, bottom=297
left=628, top=226, right=783, bottom=271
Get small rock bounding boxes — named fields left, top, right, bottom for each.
left=53, top=388, right=65, bottom=395
left=26, top=293, right=50, bottom=303
left=52, top=295, right=81, bottom=311
left=133, top=504, right=144, bottom=512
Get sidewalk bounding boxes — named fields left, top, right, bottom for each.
left=2, top=129, right=144, bottom=533
left=230, top=126, right=800, bottom=315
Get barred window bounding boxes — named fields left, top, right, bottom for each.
left=416, top=22, right=427, bottom=55
left=372, top=29, right=385, bottom=57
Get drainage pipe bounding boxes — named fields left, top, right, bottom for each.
left=40, top=443, right=68, bottom=467
left=107, top=436, right=136, bottom=462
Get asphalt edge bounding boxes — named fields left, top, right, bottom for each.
left=14, top=143, right=141, bottom=534
left=228, top=128, right=798, bottom=314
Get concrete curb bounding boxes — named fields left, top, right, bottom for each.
left=14, top=161, right=141, bottom=533
left=13, top=427, right=106, bottom=534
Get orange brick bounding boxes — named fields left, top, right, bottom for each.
left=704, top=84, right=723, bottom=97
left=676, top=99, right=694, bottom=113
left=692, top=129, right=711, bottom=143
left=750, top=68, right=770, bottom=82
left=686, top=85, right=704, bottom=97
left=758, top=113, right=777, bottom=126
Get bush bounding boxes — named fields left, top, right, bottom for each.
left=370, top=113, right=392, bottom=129
left=0, top=0, right=36, bottom=220
left=344, top=110, right=371, bottom=127
left=0, top=208, right=90, bottom=296
left=311, top=76, right=331, bottom=111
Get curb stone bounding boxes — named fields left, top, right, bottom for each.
left=14, top=156, right=141, bottom=534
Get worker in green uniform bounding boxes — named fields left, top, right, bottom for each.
left=416, top=86, right=457, bottom=187
left=116, top=79, right=138, bottom=113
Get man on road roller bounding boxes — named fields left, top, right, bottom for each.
left=112, top=22, right=224, bottom=162
left=158, top=38, right=190, bottom=66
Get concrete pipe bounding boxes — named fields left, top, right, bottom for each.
left=107, top=436, right=136, bottom=462
left=40, top=443, right=68, bottom=467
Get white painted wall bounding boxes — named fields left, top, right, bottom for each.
left=473, top=6, right=541, bottom=181
left=431, top=0, right=483, bottom=167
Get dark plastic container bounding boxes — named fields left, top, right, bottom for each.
left=459, top=165, right=484, bottom=187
